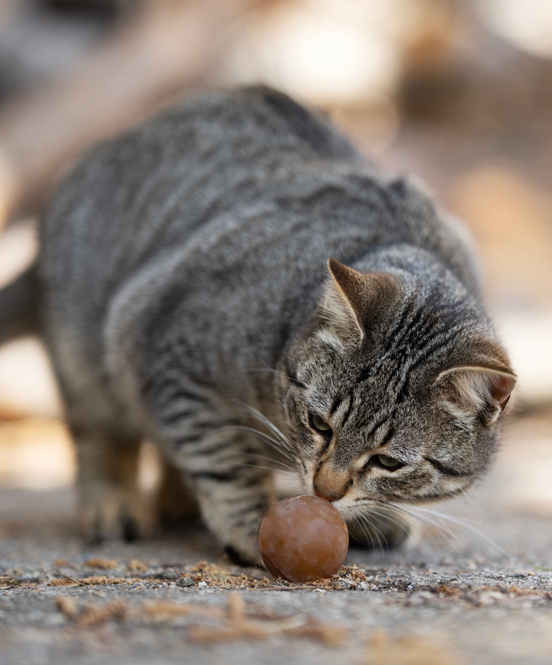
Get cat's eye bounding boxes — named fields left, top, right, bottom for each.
left=376, top=454, right=402, bottom=470
left=309, top=413, right=332, bottom=435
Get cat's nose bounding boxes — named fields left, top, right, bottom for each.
left=313, top=464, right=350, bottom=501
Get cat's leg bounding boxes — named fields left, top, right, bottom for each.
left=73, top=426, right=152, bottom=541
left=347, top=509, right=410, bottom=550
left=191, top=463, right=275, bottom=565
left=168, top=425, right=276, bottom=564
left=156, top=456, right=200, bottom=526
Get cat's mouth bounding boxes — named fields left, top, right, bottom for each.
left=311, top=487, right=362, bottom=514
left=314, top=488, right=336, bottom=502
left=307, top=480, right=357, bottom=514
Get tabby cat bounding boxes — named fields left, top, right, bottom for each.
left=0, top=86, right=516, bottom=564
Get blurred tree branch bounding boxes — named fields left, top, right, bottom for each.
left=0, top=0, right=276, bottom=228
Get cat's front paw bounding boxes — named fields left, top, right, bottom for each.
left=223, top=545, right=260, bottom=568
left=222, top=534, right=262, bottom=568
left=347, top=509, right=410, bottom=550
left=79, top=484, right=153, bottom=542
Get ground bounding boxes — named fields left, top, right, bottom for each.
left=1, top=409, right=552, bottom=665
left=0, top=4, right=552, bottom=664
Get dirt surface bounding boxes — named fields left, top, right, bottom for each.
left=1, top=412, right=552, bottom=665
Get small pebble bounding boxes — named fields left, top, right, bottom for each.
left=176, top=577, right=195, bottom=588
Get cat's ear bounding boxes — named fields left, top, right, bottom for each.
left=436, top=363, right=516, bottom=426
left=319, top=258, right=400, bottom=344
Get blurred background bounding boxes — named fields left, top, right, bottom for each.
left=0, top=0, right=551, bottom=516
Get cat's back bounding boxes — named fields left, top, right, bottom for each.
left=38, top=87, right=361, bottom=314
left=42, top=86, right=357, bottom=253
left=38, top=86, right=480, bottom=344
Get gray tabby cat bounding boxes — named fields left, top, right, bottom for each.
left=0, top=86, right=515, bottom=564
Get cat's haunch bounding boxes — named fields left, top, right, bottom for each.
left=0, top=85, right=515, bottom=564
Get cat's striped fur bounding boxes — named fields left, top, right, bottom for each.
left=0, top=86, right=515, bottom=563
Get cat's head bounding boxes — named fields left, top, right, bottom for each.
left=278, top=256, right=516, bottom=515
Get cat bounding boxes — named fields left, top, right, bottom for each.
left=0, top=85, right=516, bottom=564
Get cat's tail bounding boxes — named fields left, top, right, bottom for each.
left=0, top=265, right=40, bottom=345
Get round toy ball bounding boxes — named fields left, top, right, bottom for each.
left=258, top=495, right=349, bottom=583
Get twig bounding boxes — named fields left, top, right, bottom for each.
left=54, top=571, right=85, bottom=587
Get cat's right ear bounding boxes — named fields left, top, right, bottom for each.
left=319, top=259, right=400, bottom=345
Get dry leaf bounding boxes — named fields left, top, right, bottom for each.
left=127, top=559, right=148, bottom=573
left=84, top=558, right=118, bottom=570
left=76, top=601, right=128, bottom=629
left=56, top=596, right=78, bottom=619
left=364, top=630, right=464, bottom=665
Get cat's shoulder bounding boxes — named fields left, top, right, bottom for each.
left=147, top=85, right=358, bottom=159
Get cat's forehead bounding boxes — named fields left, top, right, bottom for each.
left=331, top=295, right=480, bottom=384
left=302, top=359, right=414, bottom=430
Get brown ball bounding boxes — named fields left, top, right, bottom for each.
left=258, top=495, right=349, bottom=584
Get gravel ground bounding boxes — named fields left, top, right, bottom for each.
left=1, top=412, right=552, bottom=665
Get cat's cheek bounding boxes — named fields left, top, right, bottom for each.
left=281, top=400, right=313, bottom=448
left=370, top=471, right=434, bottom=500
left=437, top=475, right=474, bottom=498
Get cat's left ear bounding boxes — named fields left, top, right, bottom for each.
left=435, top=363, right=516, bottom=426
left=319, top=258, right=400, bottom=344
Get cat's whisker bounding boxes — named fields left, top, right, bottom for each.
left=232, top=462, right=298, bottom=477
left=227, top=453, right=300, bottom=477
left=355, top=513, right=387, bottom=555
left=244, top=483, right=301, bottom=499
left=220, top=423, right=291, bottom=453
left=237, top=402, right=294, bottom=453
left=359, top=506, right=412, bottom=539
left=459, top=488, right=489, bottom=514
left=377, top=501, right=462, bottom=544
left=379, top=501, right=447, bottom=530
left=402, top=504, right=505, bottom=553
left=358, top=511, right=404, bottom=552
left=354, top=515, right=384, bottom=555
left=351, top=514, right=377, bottom=551
left=241, top=414, right=303, bottom=468
left=372, top=510, right=444, bottom=549
left=249, top=416, right=293, bottom=452
left=242, top=452, right=299, bottom=475
left=217, top=424, right=295, bottom=462
left=371, top=510, right=430, bottom=544
left=391, top=501, right=488, bottom=548
left=403, top=504, right=480, bottom=527
left=278, top=488, right=306, bottom=501
left=361, top=504, right=432, bottom=542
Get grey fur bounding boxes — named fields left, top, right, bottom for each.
left=0, top=86, right=515, bottom=562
